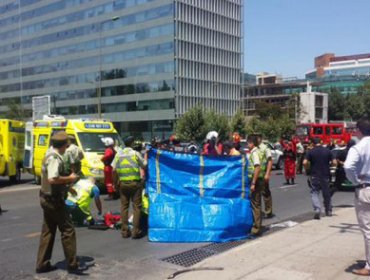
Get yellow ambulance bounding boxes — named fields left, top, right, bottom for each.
left=0, top=119, right=25, bottom=183
left=24, top=116, right=122, bottom=185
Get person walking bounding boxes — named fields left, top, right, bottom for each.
left=112, top=136, right=147, bottom=239
left=101, top=137, right=116, bottom=199
left=303, top=137, right=336, bottom=220
left=344, top=116, right=370, bottom=276
left=247, top=134, right=264, bottom=236
left=36, top=131, right=85, bottom=274
left=281, top=138, right=297, bottom=185
left=257, top=135, right=273, bottom=219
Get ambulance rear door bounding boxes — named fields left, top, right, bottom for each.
left=23, top=122, right=34, bottom=169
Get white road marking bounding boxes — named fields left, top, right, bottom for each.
left=279, top=184, right=297, bottom=189
left=0, top=185, right=40, bottom=194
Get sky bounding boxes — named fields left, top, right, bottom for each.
left=244, top=0, right=370, bottom=78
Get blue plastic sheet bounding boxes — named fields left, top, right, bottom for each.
left=146, top=149, right=253, bottom=242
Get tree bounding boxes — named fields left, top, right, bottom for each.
left=328, top=87, right=347, bottom=120
left=204, top=110, right=230, bottom=141
left=254, top=100, right=285, bottom=120
left=0, top=99, right=31, bottom=121
left=175, top=106, right=206, bottom=142
left=230, top=110, right=248, bottom=137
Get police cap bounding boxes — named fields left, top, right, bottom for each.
left=124, top=136, right=135, bottom=147
left=51, top=131, right=68, bottom=141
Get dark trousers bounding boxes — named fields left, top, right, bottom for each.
left=119, top=181, right=143, bottom=237
left=308, top=176, right=332, bottom=213
left=250, top=178, right=265, bottom=235
left=262, top=181, right=273, bottom=215
left=36, top=196, right=77, bottom=270
left=296, top=153, right=304, bottom=173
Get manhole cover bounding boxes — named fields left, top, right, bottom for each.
left=161, top=240, right=246, bottom=267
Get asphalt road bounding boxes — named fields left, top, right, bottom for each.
left=0, top=170, right=355, bottom=279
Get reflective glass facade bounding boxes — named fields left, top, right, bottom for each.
left=0, top=0, right=242, bottom=139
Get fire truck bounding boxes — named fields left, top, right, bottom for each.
left=295, top=122, right=356, bottom=145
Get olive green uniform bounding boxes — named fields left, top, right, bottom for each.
left=258, top=143, right=273, bottom=216
left=248, top=147, right=264, bottom=235
left=36, top=150, right=78, bottom=271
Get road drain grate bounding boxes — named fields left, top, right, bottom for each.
left=161, top=240, right=246, bottom=267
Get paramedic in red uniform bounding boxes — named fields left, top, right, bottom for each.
left=101, top=137, right=116, bottom=199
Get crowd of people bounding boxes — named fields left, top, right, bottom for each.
left=34, top=115, right=370, bottom=277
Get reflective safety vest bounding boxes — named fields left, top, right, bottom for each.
left=67, top=180, right=94, bottom=218
left=248, top=148, right=264, bottom=179
left=142, top=190, right=149, bottom=215
left=257, top=144, right=269, bottom=177
left=116, top=148, right=141, bottom=181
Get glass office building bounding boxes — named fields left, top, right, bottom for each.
left=0, top=0, right=243, bottom=139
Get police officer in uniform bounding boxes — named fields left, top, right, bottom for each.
left=257, top=134, right=273, bottom=218
left=247, top=134, right=264, bottom=236
left=112, top=136, right=147, bottom=239
left=36, top=131, right=84, bottom=274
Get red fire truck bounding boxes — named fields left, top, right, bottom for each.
left=295, top=122, right=356, bottom=145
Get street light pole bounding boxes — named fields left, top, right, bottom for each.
left=97, top=16, right=120, bottom=119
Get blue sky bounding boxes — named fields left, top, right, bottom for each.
left=244, top=0, right=370, bottom=78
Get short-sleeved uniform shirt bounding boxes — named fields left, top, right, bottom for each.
left=41, top=150, right=65, bottom=194
left=305, top=146, right=333, bottom=178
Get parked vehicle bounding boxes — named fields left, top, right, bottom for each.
left=24, top=115, right=122, bottom=185
left=0, top=119, right=25, bottom=183
left=263, top=141, right=284, bottom=170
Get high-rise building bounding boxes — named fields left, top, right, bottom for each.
left=0, top=0, right=243, bottom=139
left=306, top=52, right=370, bottom=95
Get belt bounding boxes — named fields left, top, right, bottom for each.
left=39, top=190, right=64, bottom=201
left=355, top=183, right=370, bottom=189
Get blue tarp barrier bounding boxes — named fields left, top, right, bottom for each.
left=146, top=148, right=253, bottom=242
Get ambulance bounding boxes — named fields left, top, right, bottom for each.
left=24, top=115, right=122, bottom=185
left=0, top=119, right=25, bottom=183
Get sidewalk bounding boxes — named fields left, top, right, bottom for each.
left=175, top=207, right=367, bottom=280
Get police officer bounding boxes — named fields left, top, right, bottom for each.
left=65, top=135, right=84, bottom=176
left=247, top=134, right=264, bottom=236
left=112, top=136, right=147, bottom=239
left=257, top=134, right=273, bottom=218
left=36, top=131, right=84, bottom=274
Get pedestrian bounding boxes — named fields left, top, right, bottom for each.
left=65, top=135, right=84, bottom=176
left=202, top=131, right=220, bottom=156
left=281, top=138, right=297, bottom=185
left=296, top=140, right=305, bottom=174
left=223, top=141, right=240, bottom=156
left=247, top=134, right=264, bottom=236
left=257, top=135, right=273, bottom=219
left=343, top=116, right=370, bottom=276
left=36, top=131, right=85, bottom=274
left=101, top=137, right=116, bottom=199
left=303, top=137, right=336, bottom=220
left=66, top=177, right=103, bottom=226
left=112, top=136, right=147, bottom=239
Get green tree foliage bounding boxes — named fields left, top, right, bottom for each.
left=175, top=106, right=206, bottom=142
left=246, top=100, right=295, bottom=141
left=0, top=99, right=31, bottom=121
left=230, top=110, right=248, bottom=137
left=328, top=88, right=347, bottom=120
left=204, top=110, right=230, bottom=141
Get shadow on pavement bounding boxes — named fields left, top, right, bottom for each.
left=329, top=223, right=361, bottom=233
left=54, top=255, right=95, bottom=275
left=333, top=204, right=354, bottom=208
left=345, top=260, right=366, bottom=273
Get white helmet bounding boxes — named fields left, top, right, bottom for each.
left=206, top=131, right=218, bottom=140
left=102, top=137, right=114, bottom=146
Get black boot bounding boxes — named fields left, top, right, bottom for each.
left=291, top=179, right=295, bottom=185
